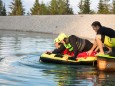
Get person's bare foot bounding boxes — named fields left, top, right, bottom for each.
left=98, top=52, right=104, bottom=55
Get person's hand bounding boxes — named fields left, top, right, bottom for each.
left=45, top=51, right=52, bottom=54
left=87, top=50, right=93, bottom=56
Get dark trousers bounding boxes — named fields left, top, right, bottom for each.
left=111, top=47, right=115, bottom=56
left=109, top=47, right=115, bottom=56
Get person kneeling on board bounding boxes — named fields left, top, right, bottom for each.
left=57, top=33, right=93, bottom=60
left=88, top=21, right=115, bottom=56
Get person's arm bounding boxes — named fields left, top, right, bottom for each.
left=52, top=44, right=65, bottom=54
left=91, top=41, right=97, bottom=51
left=69, top=36, right=79, bottom=58
left=94, top=47, right=99, bottom=52
left=88, top=40, right=97, bottom=55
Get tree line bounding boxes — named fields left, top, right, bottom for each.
left=79, top=0, right=115, bottom=14
left=0, top=0, right=115, bottom=16
left=0, top=0, right=6, bottom=16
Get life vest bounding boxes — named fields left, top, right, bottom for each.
left=104, top=36, right=115, bottom=47
left=62, top=49, right=74, bottom=56
left=64, top=43, right=73, bottom=52
left=77, top=51, right=97, bottom=59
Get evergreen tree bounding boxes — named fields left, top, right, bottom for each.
left=78, top=0, right=84, bottom=14
left=65, top=0, right=73, bottom=14
left=78, top=0, right=92, bottom=14
left=58, top=0, right=66, bottom=14
left=0, top=0, right=6, bottom=16
left=58, top=0, right=73, bottom=14
left=83, top=0, right=91, bottom=14
left=30, top=0, right=40, bottom=15
left=98, top=0, right=105, bottom=14
left=9, top=0, right=25, bottom=16
left=1, top=4, right=6, bottom=16
left=0, top=0, right=3, bottom=15
left=112, top=0, right=115, bottom=13
left=103, top=0, right=110, bottom=14
left=40, top=2, right=50, bottom=15
left=49, top=0, right=58, bottom=15
left=98, top=0, right=110, bottom=14
left=49, top=0, right=73, bottom=15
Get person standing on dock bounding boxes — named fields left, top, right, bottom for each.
left=88, top=21, right=115, bottom=56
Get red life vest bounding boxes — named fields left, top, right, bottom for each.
left=77, top=51, right=97, bottom=59
left=62, top=49, right=74, bottom=56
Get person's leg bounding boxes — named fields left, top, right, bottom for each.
left=104, top=37, right=115, bottom=56
left=111, top=38, right=115, bottom=56
left=110, top=47, right=115, bottom=56
left=104, top=45, right=112, bottom=54
left=95, top=35, right=104, bottom=54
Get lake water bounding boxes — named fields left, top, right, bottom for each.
left=0, top=30, right=115, bottom=86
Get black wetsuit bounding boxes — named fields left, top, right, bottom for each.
left=53, top=35, right=93, bottom=59
left=97, top=26, right=115, bottom=42
left=52, top=44, right=65, bottom=54
left=97, top=26, right=115, bottom=56
left=68, top=35, right=93, bottom=59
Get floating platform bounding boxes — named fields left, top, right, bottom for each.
left=97, top=54, right=115, bottom=71
left=40, top=53, right=97, bottom=65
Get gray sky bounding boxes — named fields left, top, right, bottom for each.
left=3, top=0, right=113, bottom=14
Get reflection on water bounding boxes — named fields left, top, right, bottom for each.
left=0, top=30, right=115, bottom=86
left=42, top=65, right=97, bottom=86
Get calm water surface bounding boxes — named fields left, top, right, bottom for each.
left=0, top=30, right=115, bottom=86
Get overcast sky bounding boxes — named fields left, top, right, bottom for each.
left=3, top=0, right=113, bottom=14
